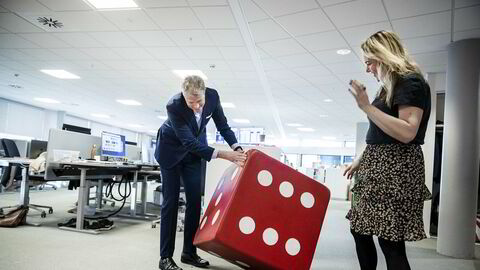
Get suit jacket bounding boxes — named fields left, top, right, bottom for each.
left=155, top=87, right=238, bottom=169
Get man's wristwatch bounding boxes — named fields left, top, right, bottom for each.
left=234, top=146, right=243, bottom=151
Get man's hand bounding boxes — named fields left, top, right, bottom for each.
left=218, top=150, right=247, bottom=167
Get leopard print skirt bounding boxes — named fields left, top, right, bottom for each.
left=346, top=143, right=432, bottom=241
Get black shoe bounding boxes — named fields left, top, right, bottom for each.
left=159, top=258, right=183, bottom=270
left=180, top=253, right=209, bottom=268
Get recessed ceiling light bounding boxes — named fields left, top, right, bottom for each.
left=221, top=102, right=235, bottom=108
left=8, top=84, right=22, bottom=89
left=322, top=136, right=336, bottom=140
left=116, top=99, right=142, bottom=106
left=85, top=0, right=138, bottom=9
left=91, top=113, right=110, bottom=118
left=129, top=124, right=143, bottom=128
left=34, top=97, right=60, bottom=104
left=157, top=115, right=168, bottom=120
left=40, top=69, right=80, bottom=79
left=297, top=127, right=315, bottom=132
left=286, top=123, right=302, bottom=127
left=233, top=118, right=250, bottom=124
left=336, top=49, right=351, bottom=55
left=323, top=99, right=333, bottom=102
left=172, top=70, right=208, bottom=80
left=318, top=114, right=328, bottom=117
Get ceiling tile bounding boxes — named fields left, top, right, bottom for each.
left=253, top=0, right=319, bottom=17
left=297, top=31, right=348, bottom=51
left=0, top=34, right=39, bottom=48
left=53, top=33, right=103, bottom=47
left=100, top=9, right=158, bottom=31
left=146, top=7, right=202, bottom=29
left=0, top=13, right=43, bottom=33
left=313, top=49, right=358, bottom=64
left=392, top=11, right=451, bottom=39
left=257, top=38, right=306, bottom=57
left=112, top=48, right=153, bottom=60
left=80, top=48, right=123, bottom=60
left=276, top=8, right=334, bottom=36
left=305, top=74, right=340, bottom=86
left=402, top=33, right=450, bottom=54
left=135, top=0, right=188, bottom=8
left=455, top=0, right=480, bottom=8
left=454, top=28, right=480, bottom=41
left=412, top=51, right=448, bottom=67
left=193, top=6, right=237, bottom=29
left=146, top=47, right=187, bottom=59
left=37, top=0, right=92, bottom=11
left=126, top=30, right=175, bottom=46
left=383, top=0, right=451, bottom=19
left=160, top=59, right=196, bottom=69
left=89, top=32, right=137, bottom=47
left=241, top=0, right=268, bottom=22
left=316, top=0, right=355, bottom=7
left=182, top=47, right=223, bottom=59
left=193, top=59, right=229, bottom=71
left=19, top=33, right=71, bottom=48
left=53, top=48, right=93, bottom=60
left=165, top=30, right=215, bottom=46
left=219, top=46, right=251, bottom=60
left=207, top=29, right=244, bottom=46
left=276, top=53, right=319, bottom=68
left=323, top=0, right=388, bottom=29
left=227, top=60, right=255, bottom=71
left=0, top=49, right=33, bottom=60
left=261, top=58, right=283, bottom=70
left=454, top=5, right=480, bottom=31
left=0, top=0, right=50, bottom=13
left=102, top=60, right=138, bottom=70
left=293, top=65, right=332, bottom=77
left=249, top=19, right=290, bottom=43
left=326, top=61, right=364, bottom=74
left=340, top=21, right=392, bottom=46
left=19, top=48, right=65, bottom=61
left=187, top=0, right=227, bottom=6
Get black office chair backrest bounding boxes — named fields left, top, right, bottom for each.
left=1, top=139, right=21, bottom=157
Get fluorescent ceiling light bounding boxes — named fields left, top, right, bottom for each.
left=286, top=123, right=302, bottom=127
left=91, top=113, right=110, bottom=118
left=40, top=69, right=80, bottom=79
left=85, top=0, right=138, bottom=9
left=233, top=118, right=250, bottom=124
left=172, top=70, right=208, bottom=80
left=157, top=115, right=168, bottom=120
left=322, top=136, right=336, bottom=140
left=129, top=124, right=143, bottom=128
left=297, top=127, right=315, bottom=132
left=221, top=102, right=235, bottom=108
left=34, top=97, right=60, bottom=104
left=323, top=99, right=333, bottom=102
left=289, top=133, right=299, bottom=137
left=336, top=49, right=351, bottom=55
left=116, top=99, right=142, bottom=106
left=318, top=114, right=328, bottom=118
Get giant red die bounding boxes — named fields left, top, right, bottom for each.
left=194, top=149, right=330, bottom=269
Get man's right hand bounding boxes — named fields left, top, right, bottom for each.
left=218, top=150, right=247, bottom=167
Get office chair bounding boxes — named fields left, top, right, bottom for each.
left=0, top=139, right=53, bottom=218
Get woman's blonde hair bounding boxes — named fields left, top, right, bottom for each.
left=361, top=30, right=423, bottom=107
left=182, top=75, right=206, bottom=97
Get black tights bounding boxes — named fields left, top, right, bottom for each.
left=351, top=230, right=411, bottom=270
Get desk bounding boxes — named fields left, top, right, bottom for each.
left=52, top=161, right=139, bottom=234
left=126, top=166, right=160, bottom=219
left=0, top=158, right=40, bottom=226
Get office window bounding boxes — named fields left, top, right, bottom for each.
left=343, top=156, right=354, bottom=164
left=319, top=155, right=341, bottom=166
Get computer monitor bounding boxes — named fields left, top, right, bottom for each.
left=101, top=131, right=126, bottom=158
left=62, top=123, right=91, bottom=135
left=29, top=140, right=48, bottom=159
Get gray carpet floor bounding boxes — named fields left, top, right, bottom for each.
left=0, top=186, right=479, bottom=270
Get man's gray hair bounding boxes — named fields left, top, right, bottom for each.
left=182, top=75, right=206, bottom=97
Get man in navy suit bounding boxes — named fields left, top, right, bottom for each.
left=155, top=75, right=247, bottom=270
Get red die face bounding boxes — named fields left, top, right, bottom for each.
left=194, top=149, right=330, bottom=270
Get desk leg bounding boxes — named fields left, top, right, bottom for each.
left=130, top=171, right=139, bottom=216
left=77, top=168, right=87, bottom=230
left=96, top=180, right=103, bottom=209
left=139, top=175, right=148, bottom=215
left=19, top=166, right=29, bottom=206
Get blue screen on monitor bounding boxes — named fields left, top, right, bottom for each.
left=101, top=132, right=126, bottom=158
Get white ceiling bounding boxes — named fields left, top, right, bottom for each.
left=0, top=0, right=479, bottom=142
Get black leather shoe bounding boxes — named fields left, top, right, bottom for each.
left=159, top=257, right=183, bottom=270
left=180, top=253, right=209, bottom=268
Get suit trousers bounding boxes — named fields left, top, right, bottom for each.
left=160, top=153, right=202, bottom=258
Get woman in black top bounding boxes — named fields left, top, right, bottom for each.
left=344, top=31, right=432, bottom=270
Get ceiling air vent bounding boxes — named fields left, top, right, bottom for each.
left=37, top=17, right=63, bottom=28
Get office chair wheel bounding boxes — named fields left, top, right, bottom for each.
left=41, top=212, right=46, bottom=218
left=48, top=208, right=53, bottom=214
left=152, top=224, right=156, bottom=228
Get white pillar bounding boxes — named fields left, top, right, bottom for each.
left=355, top=122, right=368, bottom=157
left=437, top=39, right=480, bottom=258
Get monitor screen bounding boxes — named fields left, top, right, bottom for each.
left=101, top=132, right=126, bottom=158
left=29, top=140, right=48, bottom=159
